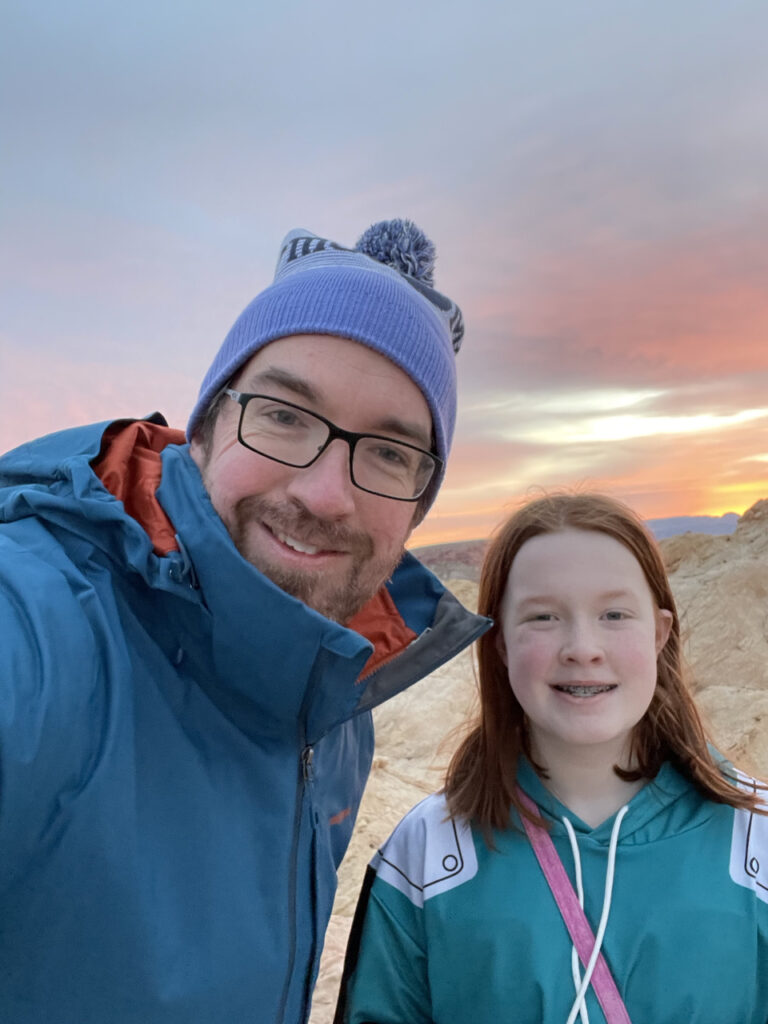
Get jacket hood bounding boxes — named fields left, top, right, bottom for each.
left=0, top=416, right=177, bottom=587
left=516, top=757, right=717, bottom=846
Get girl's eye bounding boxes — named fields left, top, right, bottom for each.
left=603, top=610, right=626, bottom=621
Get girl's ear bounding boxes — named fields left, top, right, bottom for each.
left=655, top=609, right=673, bottom=655
left=495, top=628, right=508, bottom=667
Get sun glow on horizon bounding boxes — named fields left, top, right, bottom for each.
left=702, top=481, right=768, bottom=518
left=518, top=408, right=768, bottom=446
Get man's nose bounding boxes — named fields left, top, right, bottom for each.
left=284, top=439, right=357, bottom=519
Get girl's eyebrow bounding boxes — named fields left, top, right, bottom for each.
left=515, top=588, right=636, bottom=607
left=514, top=594, right=557, bottom=608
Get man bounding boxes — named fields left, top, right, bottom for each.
left=0, top=220, right=490, bottom=1023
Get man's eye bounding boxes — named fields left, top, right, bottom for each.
left=253, top=404, right=310, bottom=430
left=374, top=445, right=409, bottom=466
left=269, top=409, right=301, bottom=427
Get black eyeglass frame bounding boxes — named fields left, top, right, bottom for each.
left=224, top=388, right=441, bottom=502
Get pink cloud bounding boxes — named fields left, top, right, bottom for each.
left=0, top=337, right=199, bottom=453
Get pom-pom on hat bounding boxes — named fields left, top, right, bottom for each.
left=187, top=219, right=464, bottom=510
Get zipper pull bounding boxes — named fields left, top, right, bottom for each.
left=301, top=746, right=314, bottom=782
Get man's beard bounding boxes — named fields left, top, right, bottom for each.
left=223, top=495, right=404, bottom=623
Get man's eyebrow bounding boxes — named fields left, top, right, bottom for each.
left=241, top=367, right=433, bottom=451
left=369, top=417, right=432, bottom=450
left=242, top=367, right=320, bottom=404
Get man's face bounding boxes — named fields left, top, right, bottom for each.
left=190, top=333, right=433, bottom=623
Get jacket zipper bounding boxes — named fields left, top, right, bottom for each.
left=299, top=745, right=319, bottom=1023
left=276, top=742, right=314, bottom=1024
left=302, top=746, right=314, bottom=782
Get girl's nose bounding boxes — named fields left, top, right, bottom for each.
left=559, top=622, right=604, bottom=664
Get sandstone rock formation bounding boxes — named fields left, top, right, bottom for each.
left=309, top=500, right=768, bottom=1023
left=662, top=498, right=768, bottom=777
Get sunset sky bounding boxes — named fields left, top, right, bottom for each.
left=2, top=1, right=767, bottom=545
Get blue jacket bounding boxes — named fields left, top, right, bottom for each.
left=0, top=418, right=489, bottom=1024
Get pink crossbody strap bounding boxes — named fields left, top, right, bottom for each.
left=516, top=788, right=632, bottom=1024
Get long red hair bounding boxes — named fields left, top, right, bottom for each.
left=444, top=492, right=764, bottom=834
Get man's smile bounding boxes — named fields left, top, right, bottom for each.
left=266, top=522, right=346, bottom=558
left=272, top=528, right=321, bottom=556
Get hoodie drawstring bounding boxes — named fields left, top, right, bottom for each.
left=563, top=806, right=629, bottom=1024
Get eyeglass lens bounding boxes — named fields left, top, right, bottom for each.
left=239, top=396, right=435, bottom=499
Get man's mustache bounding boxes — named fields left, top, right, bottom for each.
left=233, top=496, right=374, bottom=557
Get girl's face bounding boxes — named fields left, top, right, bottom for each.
left=497, top=528, right=673, bottom=768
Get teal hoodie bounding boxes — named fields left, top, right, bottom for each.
left=0, top=418, right=490, bottom=1024
left=338, top=759, right=768, bottom=1024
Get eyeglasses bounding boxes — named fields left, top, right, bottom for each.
left=224, top=390, right=440, bottom=501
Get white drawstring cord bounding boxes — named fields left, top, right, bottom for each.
left=562, top=817, right=589, bottom=1024
left=564, top=805, right=629, bottom=1024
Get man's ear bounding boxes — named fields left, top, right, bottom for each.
left=409, top=494, right=430, bottom=530
left=189, top=434, right=205, bottom=470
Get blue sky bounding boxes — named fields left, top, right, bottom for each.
left=2, top=0, right=767, bottom=542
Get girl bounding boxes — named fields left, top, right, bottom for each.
left=335, top=493, right=768, bottom=1024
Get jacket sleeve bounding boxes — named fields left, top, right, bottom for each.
left=0, top=537, right=102, bottom=891
left=334, top=864, right=433, bottom=1024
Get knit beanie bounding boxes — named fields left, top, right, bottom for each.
left=187, top=219, right=464, bottom=508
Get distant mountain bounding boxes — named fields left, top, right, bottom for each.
left=411, top=512, right=741, bottom=581
left=646, top=513, right=739, bottom=539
